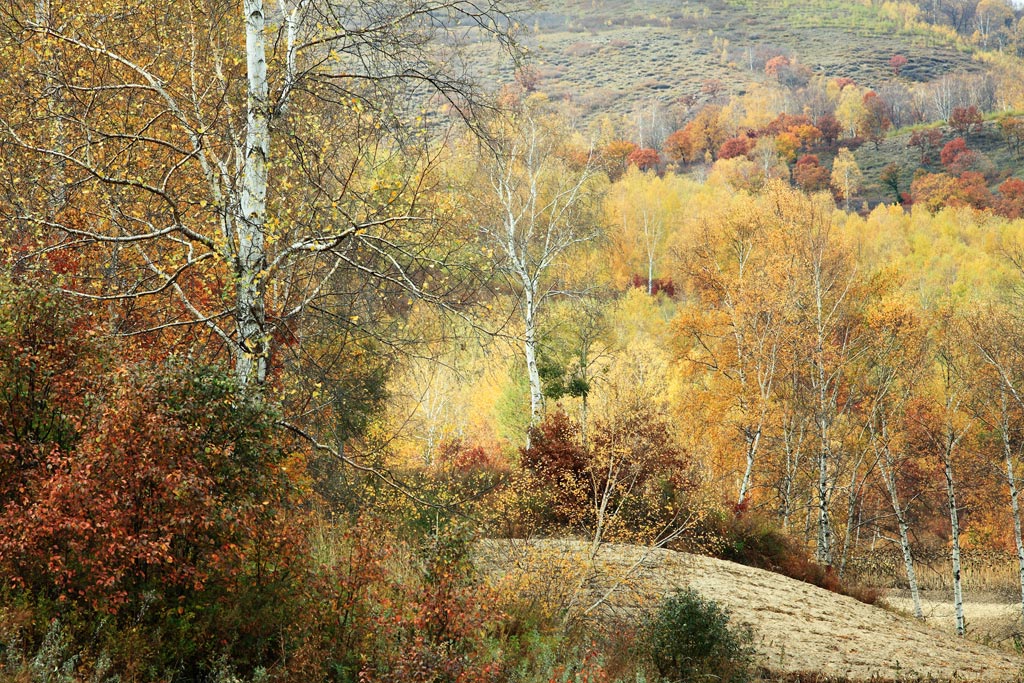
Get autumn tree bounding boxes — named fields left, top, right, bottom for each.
left=605, top=166, right=681, bottom=293
left=880, top=163, right=904, bottom=204
left=794, top=155, right=830, bottom=193
left=816, top=114, right=843, bottom=149
left=664, top=106, right=727, bottom=164
left=997, top=178, right=1024, bottom=218
left=831, top=148, right=864, bottom=212
left=908, top=128, right=945, bottom=165
left=949, top=105, right=984, bottom=137
left=941, top=137, right=978, bottom=175
left=890, top=54, right=909, bottom=76
left=627, top=147, right=662, bottom=172
left=912, top=312, right=974, bottom=637
left=474, top=104, right=602, bottom=431
left=968, top=305, right=1024, bottom=624
left=0, top=0, right=518, bottom=393
left=999, top=115, right=1024, bottom=157
left=860, top=297, right=930, bottom=618
left=859, top=92, right=892, bottom=150
left=774, top=184, right=866, bottom=565
left=676, top=193, right=791, bottom=507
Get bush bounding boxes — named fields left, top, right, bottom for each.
left=0, top=282, right=307, bottom=680
left=698, top=509, right=883, bottom=606
left=643, top=589, right=754, bottom=683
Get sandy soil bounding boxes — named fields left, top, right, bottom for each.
left=480, top=539, right=1024, bottom=681
left=884, top=591, right=1024, bottom=650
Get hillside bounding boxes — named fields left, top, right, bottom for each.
left=504, top=0, right=980, bottom=119
left=481, top=539, right=1024, bottom=682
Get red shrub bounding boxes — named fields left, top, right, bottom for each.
left=940, top=137, right=977, bottom=174
left=718, top=134, right=756, bottom=160
left=627, top=147, right=661, bottom=171
left=998, top=177, right=1024, bottom=218
left=889, top=54, right=908, bottom=76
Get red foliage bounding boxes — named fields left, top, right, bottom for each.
left=664, top=106, right=725, bottom=163
left=627, top=147, right=661, bottom=171
left=816, top=114, right=843, bottom=148
left=761, top=113, right=812, bottom=137
left=0, top=285, right=309, bottom=677
left=717, top=134, right=756, bottom=160
left=997, top=177, right=1024, bottom=218
left=793, top=154, right=830, bottom=192
left=631, top=274, right=677, bottom=297
left=764, top=55, right=791, bottom=78
left=940, top=137, right=978, bottom=175
left=908, top=128, right=944, bottom=164
left=949, top=105, right=983, bottom=137
left=948, top=171, right=994, bottom=210
left=889, top=54, right=908, bottom=76
left=833, top=77, right=857, bottom=90
left=861, top=91, right=892, bottom=148
left=434, top=438, right=506, bottom=474
left=0, top=364, right=300, bottom=613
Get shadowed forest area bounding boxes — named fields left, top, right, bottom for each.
left=8, top=0, right=1024, bottom=681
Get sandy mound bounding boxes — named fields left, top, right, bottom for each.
left=480, top=539, right=1024, bottom=681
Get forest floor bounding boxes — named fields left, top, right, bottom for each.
left=481, top=539, right=1024, bottom=681
left=884, top=589, right=1023, bottom=652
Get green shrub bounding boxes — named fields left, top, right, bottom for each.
left=643, top=589, right=754, bottom=683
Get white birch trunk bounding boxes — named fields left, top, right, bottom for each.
left=238, top=0, right=270, bottom=388
left=879, top=451, right=923, bottom=618
left=817, top=420, right=833, bottom=565
left=737, top=427, right=760, bottom=507
left=1003, top=431, right=1024, bottom=624
left=523, top=288, right=543, bottom=429
left=944, top=455, right=966, bottom=636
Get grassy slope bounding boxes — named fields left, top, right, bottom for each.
left=482, top=0, right=1024, bottom=206
left=510, top=0, right=980, bottom=118
left=853, top=120, right=1024, bottom=207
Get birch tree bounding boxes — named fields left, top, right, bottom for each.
left=861, top=297, right=929, bottom=619
left=969, top=305, right=1024, bottom=624
left=476, top=104, right=602, bottom=430
left=777, top=182, right=865, bottom=566
left=0, top=0, right=518, bottom=392
left=679, top=194, right=791, bottom=507
left=915, top=311, right=973, bottom=637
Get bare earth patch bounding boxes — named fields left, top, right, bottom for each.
left=884, top=591, right=1024, bottom=652
left=481, top=539, right=1024, bottom=681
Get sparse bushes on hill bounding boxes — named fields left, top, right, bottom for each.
left=643, top=589, right=754, bottom=683
left=695, top=508, right=884, bottom=607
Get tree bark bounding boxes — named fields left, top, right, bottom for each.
left=237, top=0, right=270, bottom=388
left=878, top=444, right=923, bottom=619
left=943, top=454, right=965, bottom=636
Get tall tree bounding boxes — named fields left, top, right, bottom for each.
left=861, top=296, right=929, bottom=618
left=678, top=192, right=791, bottom=507
left=0, top=0, right=518, bottom=392
left=776, top=183, right=865, bottom=566
left=474, top=102, right=602, bottom=431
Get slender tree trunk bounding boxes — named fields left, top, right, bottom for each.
left=817, top=420, right=833, bottom=565
left=523, top=288, right=543, bottom=431
left=737, top=427, right=760, bottom=507
left=943, top=454, right=966, bottom=636
left=879, top=451, right=923, bottom=618
left=781, top=414, right=805, bottom=532
left=1004, top=439, right=1024, bottom=624
left=237, top=0, right=270, bottom=388
left=840, top=467, right=859, bottom=578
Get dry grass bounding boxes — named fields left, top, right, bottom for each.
left=480, top=539, right=1024, bottom=682
left=468, top=0, right=980, bottom=121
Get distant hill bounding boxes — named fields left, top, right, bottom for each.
left=500, top=0, right=982, bottom=122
